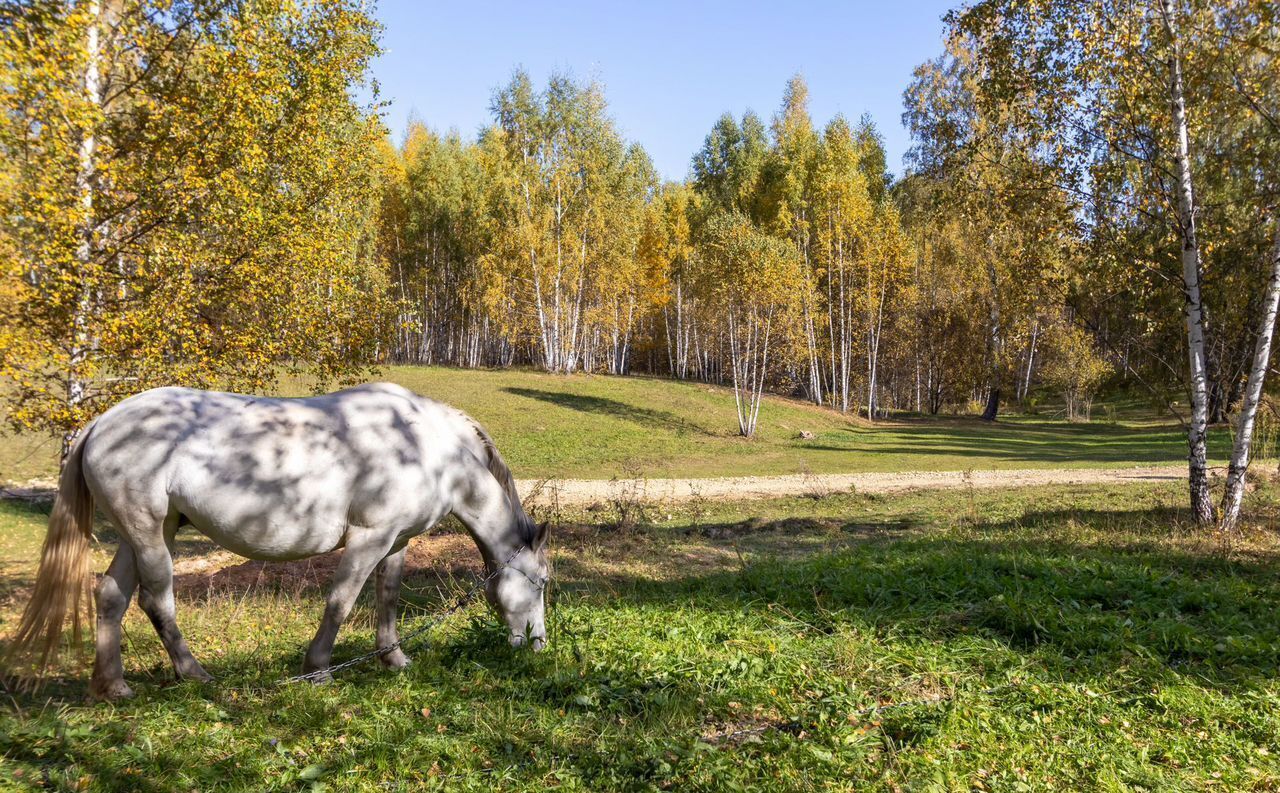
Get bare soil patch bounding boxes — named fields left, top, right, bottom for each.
left=517, top=465, right=1186, bottom=507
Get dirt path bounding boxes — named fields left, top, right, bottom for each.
left=4, top=464, right=1188, bottom=511
left=515, top=465, right=1187, bottom=507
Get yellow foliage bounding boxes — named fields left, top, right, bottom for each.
left=0, top=0, right=395, bottom=438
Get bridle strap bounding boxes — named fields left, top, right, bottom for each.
left=489, top=544, right=548, bottom=592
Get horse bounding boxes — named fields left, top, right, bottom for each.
left=7, top=382, right=550, bottom=700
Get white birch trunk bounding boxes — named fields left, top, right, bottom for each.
left=1220, top=223, right=1280, bottom=530
left=64, top=0, right=103, bottom=463
left=1162, top=0, right=1215, bottom=524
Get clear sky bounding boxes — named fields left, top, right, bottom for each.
left=369, top=0, right=957, bottom=182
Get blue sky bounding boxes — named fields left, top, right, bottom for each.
left=369, top=1, right=957, bottom=182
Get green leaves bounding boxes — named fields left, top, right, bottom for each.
left=0, top=0, right=393, bottom=436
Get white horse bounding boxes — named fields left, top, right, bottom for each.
left=8, top=383, right=549, bottom=700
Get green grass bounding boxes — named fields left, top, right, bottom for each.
left=3, top=482, right=1280, bottom=790
left=0, top=367, right=1230, bottom=483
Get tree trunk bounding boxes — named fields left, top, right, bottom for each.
left=63, top=0, right=104, bottom=464
left=981, top=257, right=1002, bottom=423
left=1162, top=0, right=1215, bottom=525
left=1019, top=319, right=1039, bottom=403
left=1220, top=223, right=1280, bottom=531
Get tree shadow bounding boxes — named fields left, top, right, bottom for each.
left=0, top=617, right=713, bottom=791
left=815, top=418, right=1231, bottom=466
left=502, top=387, right=713, bottom=435
left=595, top=506, right=1280, bottom=692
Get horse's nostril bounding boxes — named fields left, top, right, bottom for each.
left=530, top=636, right=547, bottom=652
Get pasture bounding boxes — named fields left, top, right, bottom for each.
left=0, top=369, right=1267, bottom=791
left=4, top=0, right=1276, bottom=788
left=0, top=367, right=1229, bottom=485
left=2, top=480, right=1280, bottom=791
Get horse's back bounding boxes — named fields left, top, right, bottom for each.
left=80, top=384, right=478, bottom=559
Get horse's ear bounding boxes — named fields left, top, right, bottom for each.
left=534, top=520, right=550, bottom=549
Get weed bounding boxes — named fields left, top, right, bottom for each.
left=607, top=462, right=651, bottom=531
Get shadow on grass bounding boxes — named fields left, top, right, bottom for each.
left=9, top=501, right=1280, bottom=696
left=502, top=386, right=712, bottom=435
left=600, top=506, right=1280, bottom=690
left=811, top=418, right=1232, bottom=466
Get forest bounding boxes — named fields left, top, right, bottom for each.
left=1, top=0, right=1278, bottom=529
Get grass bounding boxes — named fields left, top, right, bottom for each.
left=3, top=481, right=1280, bottom=790
left=0, top=367, right=1231, bottom=483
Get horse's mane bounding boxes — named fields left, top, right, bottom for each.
left=467, top=419, right=539, bottom=546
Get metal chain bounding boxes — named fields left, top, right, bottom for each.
left=280, top=544, right=533, bottom=686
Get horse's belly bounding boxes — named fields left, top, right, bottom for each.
left=175, top=491, right=351, bottom=561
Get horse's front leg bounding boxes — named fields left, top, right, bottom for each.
left=302, top=528, right=397, bottom=682
left=375, top=547, right=411, bottom=670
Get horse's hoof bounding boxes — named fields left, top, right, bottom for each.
left=302, top=670, right=334, bottom=685
left=379, top=649, right=412, bottom=670
left=91, top=679, right=135, bottom=701
left=182, top=669, right=215, bottom=684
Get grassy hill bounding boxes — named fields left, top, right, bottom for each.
left=0, top=366, right=1226, bottom=483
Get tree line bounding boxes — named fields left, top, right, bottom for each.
left=2, top=0, right=1277, bottom=528
left=373, top=72, right=1104, bottom=438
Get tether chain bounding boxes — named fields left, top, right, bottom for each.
left=281, top=544, right=534, bottom=686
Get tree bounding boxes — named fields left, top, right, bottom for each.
left=765, top=76, right=823, bottom=405
left=811, top=115, right=874, bottom=412
left=692, top=111, right=770, bottom=222
left=694, top=213, right=803, bottom=437
left=1221, top=219, right=1280, bottom=530
left=0, top=0, right=393, bottom=456
left=639, top=183, right=700, bottom=379
left=903, top=37, right=1073, bottom=422
left=482, top=70, right=654, bottom=373
left=1042, top=320, right=1112, bottom=421
left=952, top=0, right=1280, bottom=525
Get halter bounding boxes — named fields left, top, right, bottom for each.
left=492, top=544, right=549, bottom=593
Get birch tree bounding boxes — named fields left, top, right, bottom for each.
left=811, top=116, right=874, bottom=413
left=486, top=70, right=652, bottom=373
left=639, top=183, right=700, bottom=379
left=952, top=0, right=1280, bottom=524
left=0, top=0, right=392, bottom=454
left=695, top=212, right=803, bottom=437
left=766, top=76, right=823, bottom=405
left=1220, top=224, right=1280, bottom=530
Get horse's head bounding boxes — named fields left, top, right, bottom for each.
left=486, top=522, right=550, bottom=650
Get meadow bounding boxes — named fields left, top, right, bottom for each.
left=4, top=0, right=1276, bottom=788
left=0, top=367, right=1230, bottom=484
left=0, top=368, right=1267, bottom=791
left=1, top=481, right=1279, bottom=791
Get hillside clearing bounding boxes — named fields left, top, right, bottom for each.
left=0, top=367, right=1229, bottom=485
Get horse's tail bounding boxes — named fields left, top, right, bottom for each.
left=7, top=422, right=97, bottom=672
left=471, top=421, right=541, bottom=545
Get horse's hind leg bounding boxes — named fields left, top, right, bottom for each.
left=375, top=547, right=410, bottom=669
left=134, top=541, right=212, bottom=683
left=90, top=544, right=138, bottom=701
